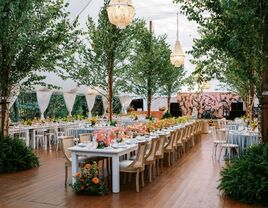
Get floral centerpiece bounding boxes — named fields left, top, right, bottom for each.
left=90, top=117, right=97, bottom=126
left=250, top=120, right=258, bottom=131
left=95, top=131, right=110, bottom=149
left=72, top=162, right=108, bottom=195
left=130, top=111, right=138, bottom=120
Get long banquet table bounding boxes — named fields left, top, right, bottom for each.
left=68, top=128, right=176, bottom=193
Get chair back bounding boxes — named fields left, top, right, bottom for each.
left=79, top=133, right=92, bottom=143
left=36, top=128, right=45, bottom=135
left=187, top=124, right=192, bottom=138
left=165, top=130, right=176, bottom=149
left=176, top=128, right=183, bottom=144
left=62, top=136, right=75, bottom=162
left=131, top=141, right=148, bottom=169
left=181, top=127, right=187, bottom=141
left=173, top=129, right=180, bottom=146
left=145, top=137, right=160, bottom=162
left=156, top=135, right=166, bottom=157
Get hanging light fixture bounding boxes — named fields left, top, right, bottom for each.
left=170, top=12, right=185, bottom=67
left=107, top=0, right=135, bottom=29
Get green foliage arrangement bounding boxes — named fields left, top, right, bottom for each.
left=0, top=138, right=39, bottom=173
left=109, top=120, right=117, bottom=127
left=162, top=112, right=172, bottom=119
left=218, top=144, right=268, bottom=204
left=72, top=162, right=108, bottom=195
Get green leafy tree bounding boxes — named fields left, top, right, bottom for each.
left=175, top=0, right=268, bottom=142
left=119, top=25, right=172, bottom=118
left=0, top=0, right=81, bottom=137
left=67, top=0, right=144, bottom=121
left=159, top=62, right=185, bottom=113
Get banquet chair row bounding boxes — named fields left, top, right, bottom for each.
left=119, top=120, right=203, bottom=192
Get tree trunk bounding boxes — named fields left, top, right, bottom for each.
left=167, top=94, right=171, bottom=113
left=0, top=98, right=10, bottom=138
left=108, top=58, right=114, bottom=122
left=147, top=78, right=152, bottom=118
left=246, top=86, right=255, bottom=123
left=261, top=0, right=268, bottom=143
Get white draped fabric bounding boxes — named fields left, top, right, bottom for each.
left=85, top=94, right=96, bottom=118
left=36, top=90, right=53, bottom=119
left=102, top=96, right=109, bottom=114
left=119, top=95, right=133, bottom=114
left=151, top=97, right=177, bottom=111
left=9, top=85, right=20, bottom=109
left=63, top=92, right=77, bottom=116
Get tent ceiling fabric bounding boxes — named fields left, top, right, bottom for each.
left=36, top=0, right=226, bottom=93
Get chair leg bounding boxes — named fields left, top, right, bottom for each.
left=168, top=153, right=171, bottom=167
left=123, top=172, right=127, bottom=184
left=156, top=159, right=159, bottom=176
left=136, top=170, right=140, bottom=192
left=128, top=173, right=132, bottom=183
left=141, top=171, right=144, bottom=187
left=148, top=165, right=152, bottom=183
left=65, top=165, right=68, bottom=186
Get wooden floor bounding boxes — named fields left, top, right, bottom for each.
left=0, top=134, right=266, bottom=208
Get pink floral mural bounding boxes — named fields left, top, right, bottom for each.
left=177, top=92, right=242, bottom=118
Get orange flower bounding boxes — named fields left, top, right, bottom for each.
left=92, top=177, right=99, bottom=184
left=74, top=172, right=81, bottom=177
left=84, top=164, right=91, bottom=169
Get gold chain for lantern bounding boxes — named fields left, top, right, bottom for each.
left=107, top=0, right=135, bottom=29
left=170, top=12, right=185, bottom=67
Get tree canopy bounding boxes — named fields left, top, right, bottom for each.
left=0, top=0, right=81, bottom=137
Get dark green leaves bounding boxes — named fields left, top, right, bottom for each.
left=218, top=144, right=268, bottom=204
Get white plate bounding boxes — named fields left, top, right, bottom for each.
left=111, top=144, right=128, bottom=149
left=77, top=143, right=86, bottom=147
left=125, top=140, right=138, bottom=144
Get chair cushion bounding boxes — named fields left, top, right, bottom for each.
left=119, top=160, right=133, bottom=170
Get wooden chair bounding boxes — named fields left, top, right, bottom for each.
left=218, top=129, right=239, bottom=161
left=144, top=137, right=160, bottom=182
left=155, top=135, right=167, bottom=175
left=79, top=133, right=93, bottom=143
left=176, top=128, right=184, bottom=159
left=164, top=131, right=176, bottom=166
left=172, top=129, right=180, bottom=161
left=119, top=141, right=148, bottom=192
left=62, top=136, right=92, bottom=185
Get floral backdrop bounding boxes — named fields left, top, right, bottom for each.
left=177, top=92, right=242, bottom=118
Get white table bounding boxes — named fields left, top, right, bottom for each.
left=69, top=144, right=138, bottom=193
left=68, top=124, right=185, bottom=193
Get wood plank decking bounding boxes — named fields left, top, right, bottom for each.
left=0, top=135, right=265, bottom=208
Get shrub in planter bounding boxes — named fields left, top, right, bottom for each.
left=72, top=162, right=108, bottom=195
left=0, top=137, right=39, bottom=173
left=218, top=144, right=268, bottom=204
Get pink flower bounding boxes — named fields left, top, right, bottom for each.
left=109, top=130, right=114, bottom=141
left=96, top=133, right=105, bottom=142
